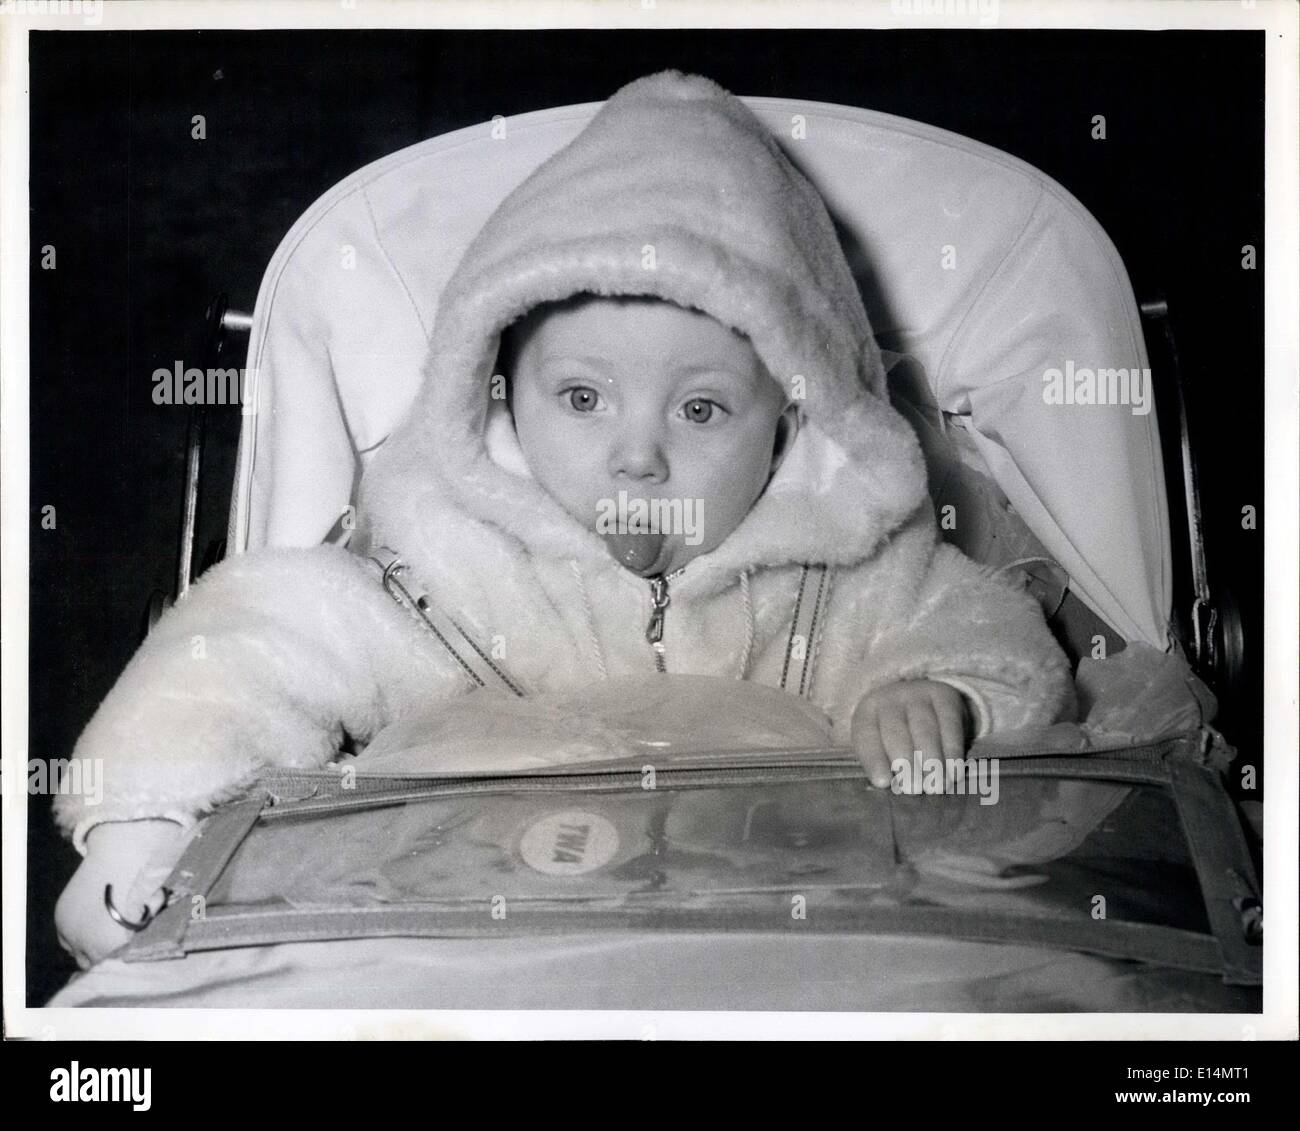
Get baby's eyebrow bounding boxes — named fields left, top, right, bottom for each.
left=538, top=354, right=615, bottom=374
left=675, top=363, right=751, bottom=379
left=536, top=356, right=760, bottom=390
left=671, top=364, right=767, bottom=393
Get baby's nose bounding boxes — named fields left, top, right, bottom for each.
left=608, top=431, right=668, bottom=483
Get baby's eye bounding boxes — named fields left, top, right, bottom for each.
left=681, top=398, right=723, bottom=424
left=565, top=387, right=602, bottom=413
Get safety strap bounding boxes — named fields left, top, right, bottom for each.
left=781, top=563, right=833, bottom=698
left=367, top=546, right=526, bottom=697
left=123, top=792, right=272, bottom=962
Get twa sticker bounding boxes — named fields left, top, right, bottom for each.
left=519, top=811, right=620, bottom=876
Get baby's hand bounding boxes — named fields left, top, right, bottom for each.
left=54, top=819, right=187, bottom=970
left=851, top=679, right=969, bottom=789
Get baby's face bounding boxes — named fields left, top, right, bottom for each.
left=506, top=295, right=795, bottom=576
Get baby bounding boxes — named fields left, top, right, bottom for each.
left=54, top=70, right=1074, bottom=967
left=502, top=292, right=975, bottom=767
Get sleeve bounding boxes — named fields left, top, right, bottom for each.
left=828, top=508, right=1078, bottom=743
left=52, top=545, right=467, bottom=855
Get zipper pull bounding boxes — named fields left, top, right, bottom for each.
left=646, top=575, right=671, bottom=645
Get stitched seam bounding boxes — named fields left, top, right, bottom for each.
left=934, top=186, right=1046, bottom=396
left=802, top=566, right=833, bottom=698
left=445, top=613, right=526, bottom=696
left=570, top=560, right=609, bottom=679
left=797, top=566, right=823, bottom=696
left=781, top=565, right=810, bottom=691
left=362, top=184, right=431, bottom=341
left=737, top=570, right=755, bottom=681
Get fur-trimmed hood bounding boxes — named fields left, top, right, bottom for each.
left=357, top=69, right=928, bottom=596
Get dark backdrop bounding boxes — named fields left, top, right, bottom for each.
left=27, top=29, right=1264, bottom=1004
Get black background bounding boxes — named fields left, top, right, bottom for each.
left=5, top=1039, right=1292, bottom=1110
left=26, top=29, right=1264, bottom=1005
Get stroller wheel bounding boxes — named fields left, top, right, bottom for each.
left=1211, top=587, right=1246, bottom=703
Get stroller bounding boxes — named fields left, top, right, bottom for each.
left=50, top=92, right=1261, bottom=1012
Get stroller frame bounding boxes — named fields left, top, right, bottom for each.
left=114, top=95, right=1263, bottom=1009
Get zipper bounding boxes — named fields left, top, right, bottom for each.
left=258, top=761, right=865, bottom=822
left=251, top=739, right=1188, bottom=823
left=644, top=566, right=686, bottom=672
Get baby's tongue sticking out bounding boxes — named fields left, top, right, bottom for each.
left=602, top=529, right=667, bottom=577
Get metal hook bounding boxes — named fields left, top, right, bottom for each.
left=104, top=884, right=170, bottom=932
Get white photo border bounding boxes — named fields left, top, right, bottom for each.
left=2, top=0, right=1295, bottom=1042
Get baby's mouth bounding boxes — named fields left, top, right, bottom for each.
left=601, top=528, right=670, bottom=577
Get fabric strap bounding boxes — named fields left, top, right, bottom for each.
left=367, top=546, right=526, bottom=697
left=781, top=563, right=832, bottom=697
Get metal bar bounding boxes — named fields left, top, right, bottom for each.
left=1141, top=298, right=1213, bottom=666
left=1167, top=760, right=1263, bottom=985
left=176, top=406, right=205, bottom=601
left=221, top=308, right=254, bottom=333
left=173, top=296, right=252, bottom=601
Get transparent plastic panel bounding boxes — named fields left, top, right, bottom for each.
left=208, top=775, right=1208, bottom=936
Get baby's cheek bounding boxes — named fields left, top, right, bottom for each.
left=522, top=423, right=600, bottom=489
left=693, top=446, right=773, bottom=524
left=687, top=483, right=755, bottom=551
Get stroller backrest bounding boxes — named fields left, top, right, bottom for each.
left=229, top=95, right=1171, bottom=651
